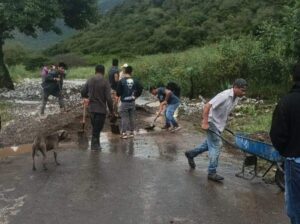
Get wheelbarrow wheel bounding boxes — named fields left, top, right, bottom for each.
left=275, top=163, right=285, bottom=191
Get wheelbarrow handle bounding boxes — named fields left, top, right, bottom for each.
left=224, top=128, right=235, bottom=136
left=206, top=129, right=236, bottom=148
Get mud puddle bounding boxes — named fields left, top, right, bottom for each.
left=0, top=144, right=32, bottom=158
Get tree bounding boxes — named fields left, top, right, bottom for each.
left=0, top=0, right=98, bottom=89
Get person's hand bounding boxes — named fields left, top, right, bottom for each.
left=201, top=120, right=209, bottom=130
left=109, top=113, right=117, bottom=123
left=54, top=77, right=60, bottom=81
left=83, top=98, right=89, bottom=106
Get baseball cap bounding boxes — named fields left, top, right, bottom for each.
left=121, top=63, right=128, bottom=68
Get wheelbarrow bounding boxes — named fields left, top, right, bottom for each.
left=209, top=128, right=285, bottom=190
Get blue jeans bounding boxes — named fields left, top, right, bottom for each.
left=187, top=123, right=222, bottom=174
left=285, top=159, right=300, bottom=224
left=165, top=103, right=180, bottom=127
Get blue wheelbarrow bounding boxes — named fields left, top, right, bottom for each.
left=210, top=128, right=285, bottom=190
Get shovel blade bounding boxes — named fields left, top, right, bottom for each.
left=111, top=124, right=120, bottom=134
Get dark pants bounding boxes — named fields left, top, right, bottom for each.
left=90, top=113, right=106, bottom=150
left=41, top=91, right=64, bottom=115
left=285, top=159, right=300, bottom=224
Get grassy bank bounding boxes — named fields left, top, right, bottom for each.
left=9, top=36, right=294, bottom=100
left=228, top=103, right=275, bottom=134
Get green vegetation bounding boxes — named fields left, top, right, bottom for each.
left=48, top=0, right=298, bottom=56
left=7, top=36, right=295, bottom=99
left=0, top=0, right=99, bottom=89
left=229, top=104, right=274, bottom=133
left=3, top=0, right=300, bottom=101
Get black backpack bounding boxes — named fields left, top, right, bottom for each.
left=166, top=82, right=181, bottom=97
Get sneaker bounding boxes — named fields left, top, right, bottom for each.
left=185, top=152, right=196, bottom=169
left=171, top=126, right=181, bottom=132
left=128, top=132, right=134, bottom=138
left=207, top=173, right=224, bottom=182
left=168, top=127, right=175, bottom=132
left=120, top=133, right=127, bottom=139
left=161, top=125, right=170, bottom=130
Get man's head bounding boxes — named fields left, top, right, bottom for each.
left=112, top=59, right=118, bottom=66
left=124, top=65, right=133, bottom=75
left=233, top=78, right=247, bottom=97
left=292, top=63, right=300, bottom=82
left=95, top=64, right=105, bottom=75
left=149, top=86, right=158, bottom=96
left=58, top=62, right=67, bottom=73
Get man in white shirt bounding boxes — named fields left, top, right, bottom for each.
left=185, top=79, right=247, bottom=182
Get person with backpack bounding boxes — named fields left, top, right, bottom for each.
left=149, top=85, right=181, bottom=132
left=40, top=62, right=67, bottom=115
left=116, top=65, right=143, bottom=139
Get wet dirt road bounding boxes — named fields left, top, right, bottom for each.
left=0, top=129, right=288, bottom=224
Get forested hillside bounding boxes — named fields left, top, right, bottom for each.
left=5, top=0, right=123, bottom=50
left=48, top=0, right=295, bottom=55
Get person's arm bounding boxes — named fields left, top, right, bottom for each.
left=201, top=103, right=212, bottom=130
left=105, top=82, right=114, bottom=114
left=81, top=81, right=89, bottom=98
left=162, top=89, right=172, bottom=105
left=116, top=80, right=122, bottom=97
left=134, top=80, right=143, bottom=99
left=114, top=72, right=119, bottom=83
left=270, top=101, right=289, bottom=153
left=45, top=71, right=58, bottom=82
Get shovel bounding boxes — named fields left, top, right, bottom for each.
left=78, top=102, right=86, bottom=133
left=145, top=114, right=160, bottom=131
left=109, top=114, right=120, bottom=134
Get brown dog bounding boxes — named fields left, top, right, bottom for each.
left=32, top=130, right=68, bottom=171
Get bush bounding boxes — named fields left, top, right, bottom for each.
left=24, top=56, right=50, bottom=71
left=130, top=36, right=294, bottom=99
left=50, top=53, right=88, bottom=67
left=4, top=43, right=29, bottom=66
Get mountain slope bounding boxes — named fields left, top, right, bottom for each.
left=48, top=0, right=294, bottom=56
left=6, top=0, right=123, bottom=50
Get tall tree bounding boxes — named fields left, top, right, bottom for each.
left=0, top=0, right=98, bottom=89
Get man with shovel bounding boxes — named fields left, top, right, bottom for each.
left=149, top=86, right=181, bottom=132
left=81, top=65, right=114, bottom=150
left=185, top=79, right=247, bottom=182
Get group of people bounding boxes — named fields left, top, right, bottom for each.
left=40, top=62, right=68, bottom=115
left=40, top=59, right=300, bottom=224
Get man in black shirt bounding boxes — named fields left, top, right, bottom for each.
left=270, top=63, right=300, bottom=224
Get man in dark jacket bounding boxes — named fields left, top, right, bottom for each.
left=40, top=62, right=67, bottom=115
left=81, top=65, right=114, bottom=150
left=270, top=63, right=300, bottom=224
left=116, top=65, right=143, bottom=139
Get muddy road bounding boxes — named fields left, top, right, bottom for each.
left=0, top=126, right=288, bottom=224
left=0, top=79, right=288, bottom=224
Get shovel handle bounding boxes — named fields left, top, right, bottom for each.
left=82, top=102, right=86, bottom=124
